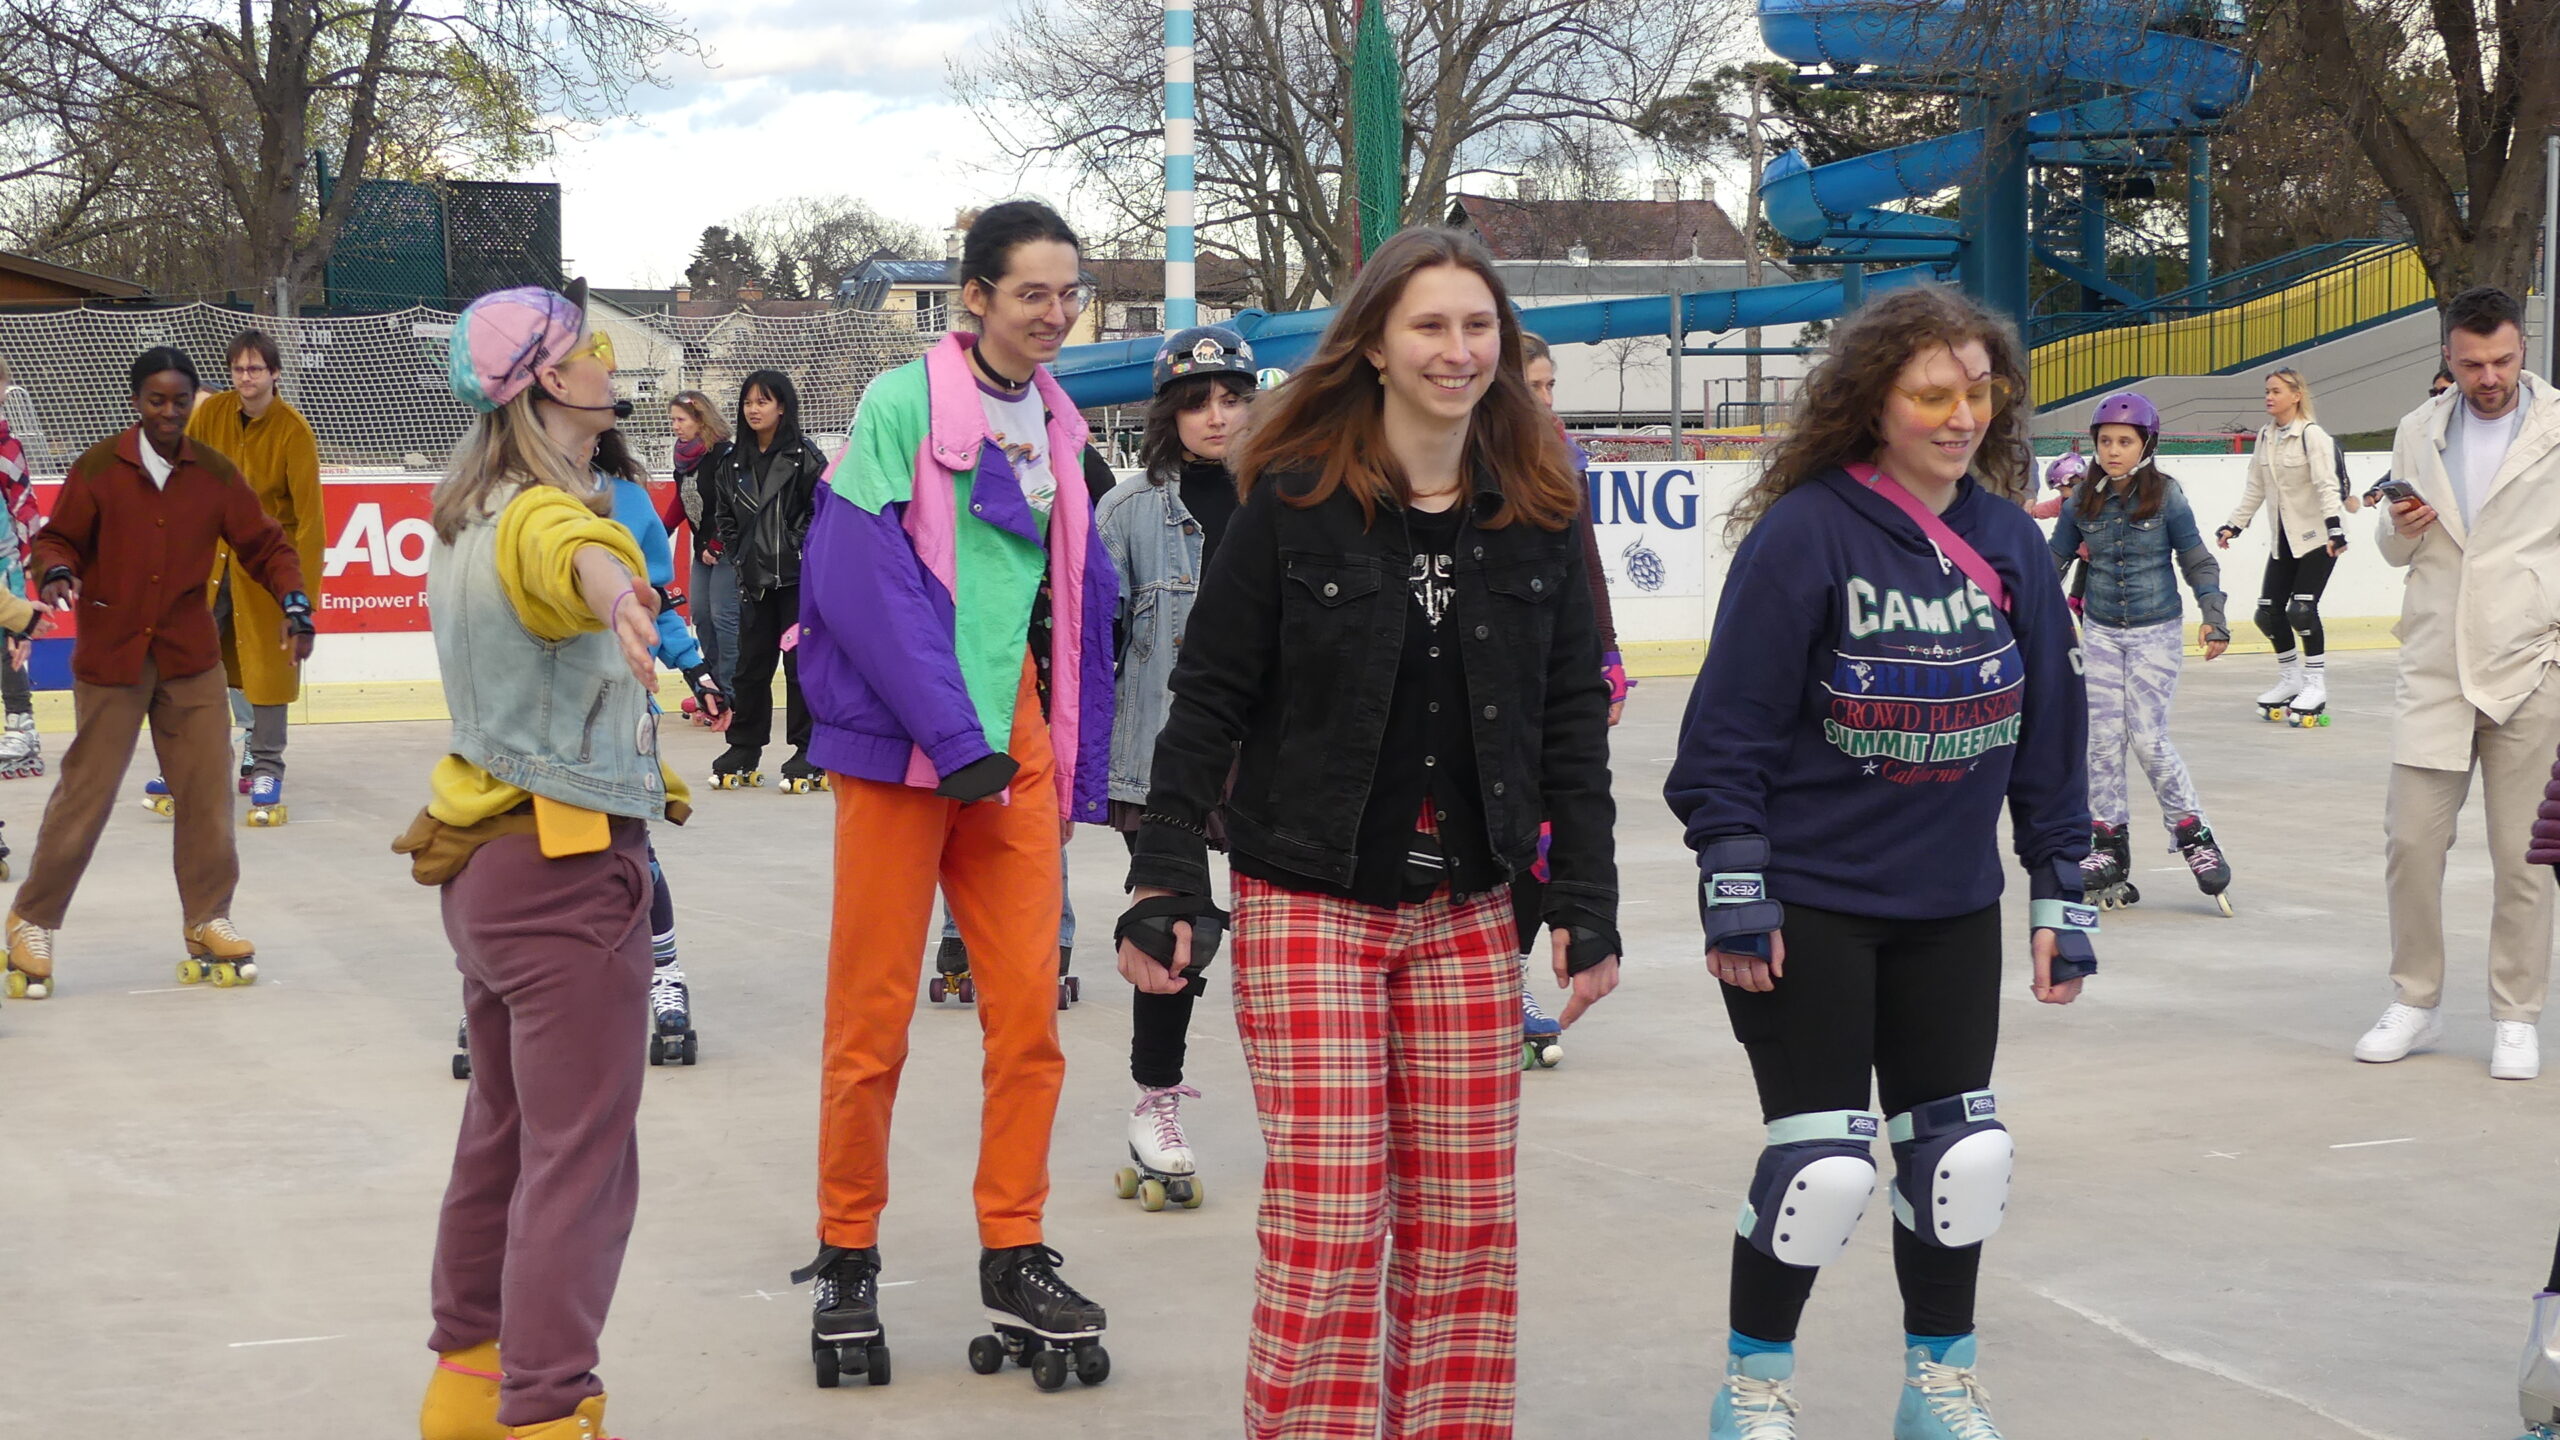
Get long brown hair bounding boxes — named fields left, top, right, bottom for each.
left=2074, top=448, right=2166, bottom=523
left=670, top=389, right=729, bottom=445
left=1232, top=227, right=1578, bottom=531
left=1726, top=284, right=2030, bottom=543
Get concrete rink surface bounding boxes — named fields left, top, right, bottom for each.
left=0, top=648, right=2543, bottom=1438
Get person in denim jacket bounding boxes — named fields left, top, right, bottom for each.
left=1092, top=323, right=1256, bottom=1203
left=2048, top=391, right=2234, bottom=913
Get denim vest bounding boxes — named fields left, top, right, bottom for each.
left=1095, top=474, right=1204, bottom=803
left=2069, top=477, right=2201, bottom=631
left=429, top=484, right=667, bottom=818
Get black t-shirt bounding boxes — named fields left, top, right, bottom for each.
left=1351, top=502, right=1496, bottom=904
left=1177, top=459, right=1240, bottom=570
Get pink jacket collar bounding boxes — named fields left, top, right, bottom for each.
left=924, top=332, right=1091, bottom=473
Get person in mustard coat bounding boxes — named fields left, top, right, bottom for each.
left=170, top=329, right=324, bottom=825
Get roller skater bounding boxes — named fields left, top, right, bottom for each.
left=779, top=748, right=828, bottom=794
left=0, top=713, right=39, bottom=778
left=968, top=1244, right=1109, bottom=1392
left=1121, top=230, right=1619, bottom=1432
left=2173, top=816, right=2234, bottom=915
left=711, top=742, right=763, bottom=788
left=10, top=345, right=310, bottom=1005
left=2051, top=391, right=2234, bottom=913
left=2220, top=365, right=2348, bottom=730
left=700, top=369, right=821, bottom=784
left=1113, top=1083, right=1204, bottom=1211
left=791, top=1245, right=890, bottom=1388
left=245, top=772, right=286, bottom=827
left=1667, top=287, right=2092, bottom=1440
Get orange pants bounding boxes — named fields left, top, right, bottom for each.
left=818, top=660, right=1065, bottom=1250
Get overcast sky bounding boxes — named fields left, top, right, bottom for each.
left=522, top=0, right=1086, bottom=287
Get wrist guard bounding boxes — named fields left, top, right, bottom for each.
left=1602, top=651, right=1631, bottom=705
left=281, top=591, right=315, bottom=636
left=2029, top=856, right=2097, bottom=980
left=1700, top=835, right=1784, bottom=961
left=1114, top=893, right=1230, bottom=974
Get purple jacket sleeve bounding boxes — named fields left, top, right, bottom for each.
left=801, top=486, right=994, bottom=778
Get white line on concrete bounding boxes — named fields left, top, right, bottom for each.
left=2329, top=1137, right=2415, bottom=1150
left=2028, top=1286, right=2403, bottom=1440
left=228, top=1334, right=343, bottom=1348
left=881, top=1280, right=917, bottom=1288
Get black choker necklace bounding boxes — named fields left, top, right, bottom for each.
left=972, top=346, right=1028, bottom=391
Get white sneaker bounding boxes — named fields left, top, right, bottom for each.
left=2353, top=1003, right=2442, bottom=1063
left=2493, top=1021, right=2542, bottom=1080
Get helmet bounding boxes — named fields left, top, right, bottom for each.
left=1152, top=325, right=1256, bottom=394
left=2044, top=451, right=2088, bottom=492
left=2089, top=390, right=2161, bottom=438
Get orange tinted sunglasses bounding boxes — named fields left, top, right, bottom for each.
left=1895, top=376, right=2012, bottom=427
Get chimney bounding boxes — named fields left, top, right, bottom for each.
left=1699, top=180, right=1719, bottom=212
left=672, top=284, right=692, bottom=303
left=1516, top=176, right=1542, bottom=204
left=1655, top=178, right=1681, bottom=204
left=738, top=281, right=766, bottom=303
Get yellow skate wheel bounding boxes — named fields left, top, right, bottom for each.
left=2215, top=894, right=2235, bottom=917
left=177, top=958, right=205, bottom=983
left=0, top=857, right=12, bottom=881
left=1112, top=1166, right=1140, bottom=1200
left=231, top=961, right=258, bottom=986
left=246, top=805, right=286, bottom=828
left=4, top=969, right=22, bottom=998
left=1181, top=1176, right=1207, bottom=1209
left=1138, top=1178, right=1168, bottom=1212
left=145, top=795, right=175, bottom=818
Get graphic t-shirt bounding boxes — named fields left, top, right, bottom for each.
left=978, top=380, right=1055, bottom=520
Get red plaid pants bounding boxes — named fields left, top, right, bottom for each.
left=1231, top=874, right=1522, bottom=1440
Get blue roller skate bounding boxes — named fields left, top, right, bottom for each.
left=245, top=773, right=286, bottom=827
left=1709, top=1350, right=1798, bottom=1440
left=139, top=775, right=175, bottom=818
left=1894, top=1335, right=2005, bottom=1440
left=1521, top=984, right=1561, bottom=1070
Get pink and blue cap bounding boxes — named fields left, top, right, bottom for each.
left=448, top=284, right=587, bottom=413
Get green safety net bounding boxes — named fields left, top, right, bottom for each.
left=1350, top=0, right=1403, bottom=264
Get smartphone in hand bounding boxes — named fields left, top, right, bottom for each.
left=2373, top=478, right=2421, bottom=506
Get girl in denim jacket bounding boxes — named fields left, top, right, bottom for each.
left=2049, top=391, right=2236, bottom=913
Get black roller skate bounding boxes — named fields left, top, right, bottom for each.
left=2081, top=821, right=2139, bottom=910
left=929, top=937, right=974, bottom=1004
left=779, top=749, right=829, bottom=794
left=451, top=1018, right=471, bottom=1080
left=792, top=1245, right=891, bottom=1389
left=711, top=743, right=764, bottom=789
left=1058, top=944, right=1080, bottom=1009
left=968, top=1244, right=1108, bottom=1392
left=648, top=964, right=698, bottom=1065
left=2173, top=815, right=2234, bottom=917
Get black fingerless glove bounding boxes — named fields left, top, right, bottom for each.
left=935, top=752, right=1019, bottom=802
left=1114, top=893, right=1231, bottom=975
left=280, top=590, right=316, bottom=637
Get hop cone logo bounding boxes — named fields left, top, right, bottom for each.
left=1623, top=534, right=1666, bottom=592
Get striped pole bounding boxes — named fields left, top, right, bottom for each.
left=1165, top=0, right=1197, bottom=330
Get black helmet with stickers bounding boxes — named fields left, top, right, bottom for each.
left=1152, top=325, right=1257, bottom=394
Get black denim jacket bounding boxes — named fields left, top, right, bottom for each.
left=1128, top=466, right=1618, bottom=932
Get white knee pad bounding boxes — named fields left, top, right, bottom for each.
left=1737, top=1110, right=1880, bottom=1268
left=1889, top=1091, right=2013, bottom=1248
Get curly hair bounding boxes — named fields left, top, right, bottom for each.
left=1725, top=284, right=2030, bottom=544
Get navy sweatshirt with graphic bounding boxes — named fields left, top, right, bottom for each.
left=1664, top=467, right=2090, bottom=921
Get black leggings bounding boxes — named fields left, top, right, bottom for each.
left=731, top=584, right=809, bottom=751
left=1123, top=829, right=1208, bottom=1089
left=2253, top=536, right=2338, bottom=658
left=1719, top=902, right=2003, bottom=1341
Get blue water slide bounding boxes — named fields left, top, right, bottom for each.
left=1757, top=0, right=2252, bottom=248
left=1050, top=263, right=1946, bottom=408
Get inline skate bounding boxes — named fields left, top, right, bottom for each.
left=0, top=713, right=41, bottom=778
left=2081, top=821, right=2139, bottom=910
left=2173, top=815, right=2233, bottom=916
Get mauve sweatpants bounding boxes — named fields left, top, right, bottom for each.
left=427, top=815, right=653, bottom=1427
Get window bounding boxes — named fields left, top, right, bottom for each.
left=916, top=289, right=951, bottom=332
left=1125, top=305, right=1158, bottom=334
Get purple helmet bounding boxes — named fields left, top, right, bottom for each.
left=2090, top=390, right=2160, bottom=436
left=2044, top=451, right=2089, bottom=491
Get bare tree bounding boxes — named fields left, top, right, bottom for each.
left=0, top=0, right=698, bottom=309
left=729, top=196, right=938, bottom=302
left=953, top=0, right=1743, bottom=308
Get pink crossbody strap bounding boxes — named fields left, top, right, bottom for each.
left=1844, top=463, right=2011, bottom=614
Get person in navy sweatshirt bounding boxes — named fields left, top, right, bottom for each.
left=1663, top=285, right=2096, bottom=1440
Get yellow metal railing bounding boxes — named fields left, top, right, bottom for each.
left=2033, top=245, right=2433, bottom=408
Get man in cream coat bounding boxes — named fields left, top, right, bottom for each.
left=2355, top=286, right=2560, bottom=1080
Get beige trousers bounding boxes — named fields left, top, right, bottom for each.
left=2385, top=674, right=2560, bottom=1021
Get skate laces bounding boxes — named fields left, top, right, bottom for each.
left=650, top=968, right=688, bottom=1005
left=1007, top=1245, right=1089, bottom=1306
left=790, top=1245, right=879, bottom=1305
left=9, top=917, right=49, bottom=961
left=1721, top=1368, right=1799, bottom=1436
left=198, top=917, right=243, bottom=944
left=1911, top=1360, right=2003, bottom=1440
left=1521, top=987, right=1552, bottom=1023
left=1133, top=1084, right=1199, bottom=1150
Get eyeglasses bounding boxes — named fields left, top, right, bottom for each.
left=564, top=329, right=618, bottom=372
left=1895, top=376, right=2012, bottom=428
left=1006, top=283, right=1094, bottom=318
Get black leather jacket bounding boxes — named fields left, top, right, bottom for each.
left=704, top=432, right=827, bottom=596
left=1128, top=466, right=1617, bottom=930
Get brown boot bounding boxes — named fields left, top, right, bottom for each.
left=179, top=918, right=259, bottom=987
left=418, top=1340, right=504, bottom=1440
left=5, top=909, right=53, bottom=999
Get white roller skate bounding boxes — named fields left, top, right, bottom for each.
left=1113, top=1083, right=1204, bottom=1211
left=2254, top=656, right=2303, bottom=721
left=0, top=713, right=41, bottom=778
left=2285, top=668, right=2331, bottom=728
left=2522, top=1290, right=2560, bottom=1439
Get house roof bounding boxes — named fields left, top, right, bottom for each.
left=1082, top=256, right=1257, bottom=307
left=0, top=250, right=148, bottom=301
left=1445, top=194, right=1753, bottom=264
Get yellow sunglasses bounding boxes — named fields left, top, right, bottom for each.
left=563, top=328, right=617, bottom=372
left=1895, top=376, right=2012, bottom=427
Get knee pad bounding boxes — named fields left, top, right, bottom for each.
left=1737, top=1110, right=1880, bottom=1268
left=2285, top=596, right=2321, bottom=636
left=2252, top=596, right=2287, bottom=643
left=1889, top=1092, right=2013, bottom=1248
